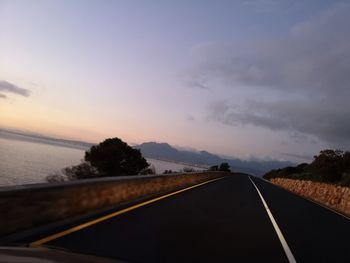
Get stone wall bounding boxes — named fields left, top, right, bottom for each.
left=270, top=178, right=350, bottom=217
left=0, top=172, right=226, bottom=236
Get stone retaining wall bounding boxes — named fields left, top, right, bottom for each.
left=270, top=178, right=350, bottom=217
left=0, top=172, right=226, bottom=236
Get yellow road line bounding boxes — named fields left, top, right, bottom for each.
left=30, top=176, right=225, bottom=247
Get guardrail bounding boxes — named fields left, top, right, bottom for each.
left=0, top=172, right=227, bottom=237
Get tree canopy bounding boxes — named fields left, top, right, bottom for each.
left=85, top=138, right=149, bottom=177
left=209, top=162, right=231, bottom=172
left=47, top=137, right=150, bottom=181
left=219, top=162, right=231, bottom=172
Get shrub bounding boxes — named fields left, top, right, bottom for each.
left=183, top=167, right=195, bottom=173
left=62, top=162, right=99, bottom=180
left=263, top=149, right=350, bottom=185
left=139, top=164, right=156, bottom=175
left=208, top=163, right=231, bottom=172
left=46, top=172, right=67, bottom=183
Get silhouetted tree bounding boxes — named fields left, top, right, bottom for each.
left=209, top=165, right=219, bottom=171
left=85, top=138, right=149, bottom=177
left=310, top=149, right=344, bottom=182
left=219, top=162, right=231, bottom=172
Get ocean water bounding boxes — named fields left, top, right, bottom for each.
left=0, top=131, right=202, bottom=186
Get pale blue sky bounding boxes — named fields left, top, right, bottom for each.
left=1, top=0, right=348, bottom=162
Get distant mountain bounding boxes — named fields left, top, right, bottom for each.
left=1, top=128, right=293, bottom=175
left=135, top=142, right=294, bottom=176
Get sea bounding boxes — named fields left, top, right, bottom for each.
left=0, top=130, right=203, bottom=187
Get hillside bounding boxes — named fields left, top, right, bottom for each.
left=135, top=142, right=293, bottom=176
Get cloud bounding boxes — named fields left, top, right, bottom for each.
left=186, top=115, right=195, bottom=122
left=192, top=3, right=350, bottom=147
left=187, top=80, right=210, bottom=90
left=0, top=94, right=7, bottom=99
left=281, top=152, right=313, bottom=161
left=0, top=80, right=31, bottom=97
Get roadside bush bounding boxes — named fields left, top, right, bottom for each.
left=183, top=167, right=195, bottom=172
left=62, top=162, right=99, bottom=180
left=46, top=172, right=67, bottom=183
left=263, top=149, right=350, bottom=186
left=208, top=163, right=231, bottom=172
left=340, top=172, right=350, bottom=187
left=139, top=164, right=156, bottom=175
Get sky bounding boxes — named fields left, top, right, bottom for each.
left=1, top=0, right=349, bottom=162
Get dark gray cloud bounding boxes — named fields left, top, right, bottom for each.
left=194, top=3, right=350, bottom=147
left=208, top=97, right=350, bottom=146
left=0, top=94, right=7, bottom=99
left=0, top=80, right=31, bottom=97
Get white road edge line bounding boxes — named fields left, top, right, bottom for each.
left=248, top=176, right=297, bottom=263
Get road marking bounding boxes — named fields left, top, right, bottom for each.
left=30, top=176, right=225, bottom=247
left=248, top=177, right=297, bottom=263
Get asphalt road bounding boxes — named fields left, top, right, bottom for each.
left=21, top=174, right=350, bottom=262
left=251, top=177, right=350, bottom=262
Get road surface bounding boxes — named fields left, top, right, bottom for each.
left=18, top=174, right=350, bottom=262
